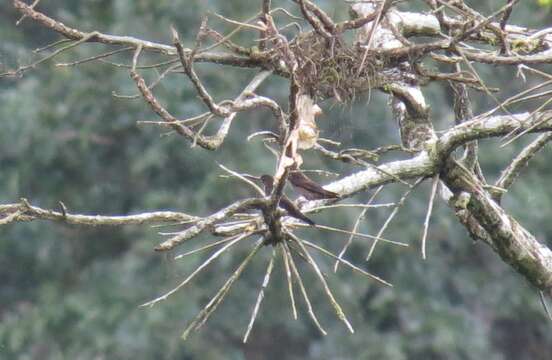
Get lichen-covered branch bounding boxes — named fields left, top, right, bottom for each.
left=0, top=199, right=199, bottom=226
left=442, top=160, right=552, bottom=293
left=154, top=198, right=266, bottom=251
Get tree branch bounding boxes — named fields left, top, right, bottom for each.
left=11, top=0, right=263, bottom=68
left=0, top=199, right=198, bottom=226
left=495, top=132, right=552, bottom=196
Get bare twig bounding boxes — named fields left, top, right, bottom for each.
left=340, top=0, right=392, bottom=31
left=309, top=203, right=396, bottom=212
left=367, top=178, right=423, bottom=261
left=334, top=186, right=383, bottom=272
left=218, top=163, right=265, bottom=196
left=56, top=47, right=133, bottom=67
left=1, top=31, right=101, bottom=77
left=199, top=70, right=274, bottom=149
left=33, top=38, right=73, bottom=53
left=11, top=0, right=260, bottom=69
left=0, top=199, right=198, bottom=226
left=284, top=241, right=327, bottom=336
left=501, top=96, right=552, bottom=147
left=155, top=198, right=264, bottom=251
left=421, top=174, right=439, bottom=260
left=496, top=132, right=552, bottom=194
left=304, top=223, right=408, bottom=247
left=174, top=234, right=244, bottom=259
left=292, top=0, right=335, bottom=33
left=280, top=243, right=298, bottom=320
left=181, top=238, right=264, bottom=340
left=130, top=68, right=207, bottom=144
left=539, top=290, right=552, bottom=321
left=173, top=26, right=231, bottom=118
left=259, top=0, right=271, bottom=51
left=115, top=62, right=180, bottom=100
left=356, top=0, right=391, bottom=76
left=15, top=0, right=41, bottom=25
left=243, top=248, right=276, bottom=343
left=288, top=231, right=354, bottom=333
left=142, top=231, right=255, bottom=308
left=301, top=238, right=392, bottom=287
left=296, top=0, right=333, bottom=39
left=211, top=12, right=266, bottom=32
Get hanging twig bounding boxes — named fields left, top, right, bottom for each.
left=181, top=238, right=264, bottom=340
left=539, top=290, right=552, bottom=321
left=280, top=243, right=298, bottom=320
left=284, top=241, right=327, bottom=336
left=142, top=231, right=255, bottom=308
left=421, top=174, right=439, bottom=260
left=243, top=248, right=276, bottom=343
left=287, top=231, right=354, bottom=333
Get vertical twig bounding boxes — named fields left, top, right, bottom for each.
left=357, top=0, right=390, bottom=76
left=260, top=0, right=271, bottom=51
left=280, top=243, right=298, bottom=320
left=288, top=232, right=354, bottom=333
left=421, top=175, right=439, bottom=260
left=539, top=290, right=552, bottom=321
left=243, top=248, right=276, bottom=343
left=284, top=241, right=327, bottom=335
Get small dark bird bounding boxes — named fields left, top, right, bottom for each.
left=259, top=174, right=315, bottom=226
left=288, top=171, right=339, bottom=200
left=259, top=174, right=274, bottom=195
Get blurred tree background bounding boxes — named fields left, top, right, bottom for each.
left=1, top=1, right=552, bottom=359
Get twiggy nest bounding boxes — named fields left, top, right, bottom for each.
left=290, top=31, right=382, bottom=101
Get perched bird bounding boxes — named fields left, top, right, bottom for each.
left=259, top=174, right=315, bottom=226
left=288, top=171, right=339, bottom=200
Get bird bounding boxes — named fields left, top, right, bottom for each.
left=259, top=174, right=274, bottom=195
left=259, top=174, right=315, bottom=226
left=288, top=171, right=339, bottom=200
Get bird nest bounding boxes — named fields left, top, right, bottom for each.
left=290, top=31, right=383, bottom=102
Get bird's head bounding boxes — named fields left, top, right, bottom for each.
left=259, top=175, right=274, bottom=195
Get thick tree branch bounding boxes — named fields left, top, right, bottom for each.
left=442, top=160, right=552, bottom=293
left=299, top=110, right=552, bottom=204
